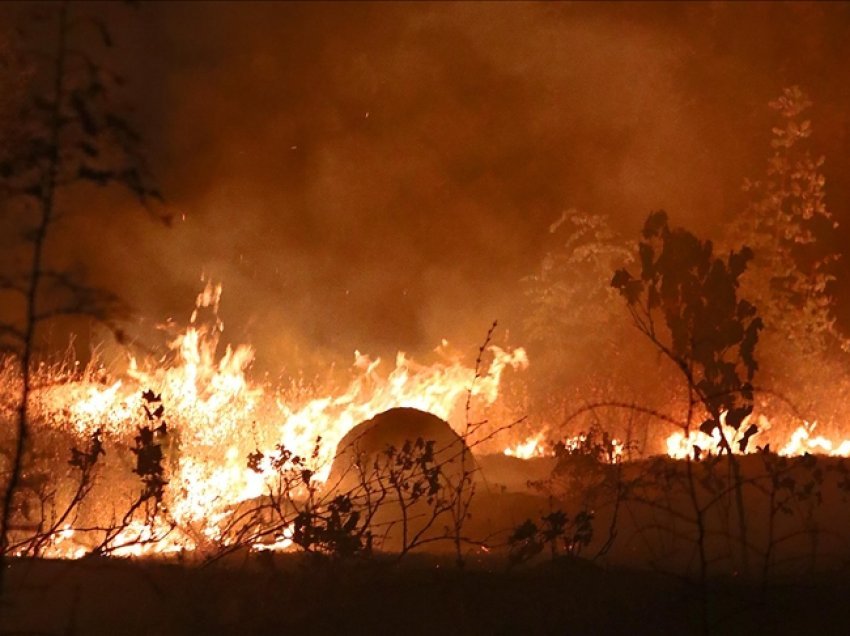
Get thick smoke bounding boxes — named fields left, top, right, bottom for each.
left=8, top=2, right=850, bottom=375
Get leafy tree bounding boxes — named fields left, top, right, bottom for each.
left=731, top=86, right=844, bottom=357
left=521, top=211, right=638, bottom=428
left=725, top=86, right=850, bottom=429
left=507, top=508, right=594, bottom=566
left=0, top=2, right=163, bottom=588
left=612, top=211, right=762, bottom=443
left=612, top=210, right=763, bottom=578
left=523, top=211, right=633, bottom=350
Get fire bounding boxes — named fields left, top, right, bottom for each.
left=665, top=413, right=768, bottom=460
left=504, top=431, right=547, bottom=459
left=7, top=280, right=850, bottom=560
left=562, top=430, right=626, bottom=463
left=504, top=430, right=625, bottom=463
left=664, top=413, right=850, bottom=459
left=4, top=281, right=529, bottom=557
left=252, top=524, right=294, bottom=552
left=778, top=422, right=850, bottom=457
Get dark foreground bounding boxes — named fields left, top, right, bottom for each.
left=2, top=554, right=850, bottom=635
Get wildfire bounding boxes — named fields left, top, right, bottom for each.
left=507, top=412, right=850, bottom=466
left=5, top=280, right=850, bottom=560
left=503, top=430, right=625, bottom=463
left=778, top=422, right=850, bottom=457
left=4, top=281, right=529, bottom=557
left=504, top=431, right=548, bottom=459
left=665, top=413, right=850, bottom=460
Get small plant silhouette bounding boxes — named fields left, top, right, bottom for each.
left=508, top=508, right=594, bottom=566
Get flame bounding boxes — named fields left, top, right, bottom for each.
left=504, top=430, right=625, bottom=463
left=8, top=279, right=850, bottom=559
left=504, top=431, right=547, bottom=459
left=251, top=524, right=294, bottom=552
left=664, top=413, right=767, bottom=459
left=778, top=422, right=850, bottom=457
left=4, top=281, right=529, bottom=557
left=664, top=413, right=850, bottom=459
left=562, top=430, right=625, bottom=463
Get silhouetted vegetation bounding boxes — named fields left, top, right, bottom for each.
left=0, top=1, right=163, bottom=600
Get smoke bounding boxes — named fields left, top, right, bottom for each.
left=8, top=2, right=850, bottom=375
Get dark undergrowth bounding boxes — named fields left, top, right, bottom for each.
left=2, top=553, right=850, bottom=636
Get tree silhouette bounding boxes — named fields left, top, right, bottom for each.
left=0, top=2, right=164, bottom=593
left=612, top=210, right=763, bottom=579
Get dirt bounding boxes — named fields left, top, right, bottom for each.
left=2, top=554, right=850, bottom=635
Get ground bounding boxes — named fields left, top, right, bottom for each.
left=2, top=553, right=850, bottom=635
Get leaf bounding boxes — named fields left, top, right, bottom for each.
left=78, top=165, right=116, bottom=185
left=509, top=519, right=538, bottom=544
left=142, top=389, right=162, bottom=402
left=639, top=242, right=655, bottom=280
left=726, top=406, right=751, bottom=431
left=91, top=17, right=114, bottom=47
left=611, top=269, right=642, bottom=304
left=642, top=210, right=668, bottom=239
left=738, top=423, right=759, bottom=453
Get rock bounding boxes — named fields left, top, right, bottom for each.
left=326, top=407, right=472, bottom=492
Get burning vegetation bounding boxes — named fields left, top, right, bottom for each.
left=5, top=273, right=848, bottom=564
left=3, top=3, right=850, bottom=635
left=0, top=280, right=529, bottom=558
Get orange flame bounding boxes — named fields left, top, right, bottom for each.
left=12, top=281, right=528, bottom=556
left=504, top=431, right=548, bottom=459
left=664, top=413, right=850, bottom=459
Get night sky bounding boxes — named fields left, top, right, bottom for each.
left=6, top=1, right=850, bottom=374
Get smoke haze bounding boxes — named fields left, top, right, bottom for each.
left=6, top=1, right=850, bottom=374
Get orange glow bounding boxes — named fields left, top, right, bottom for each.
left=6, top=281, right=529, bottom=557
left=664, top=412, right=850, bottom=459
left=504, top=431, right=547, bottom=459
left=6, top=282, right=850, bottom=559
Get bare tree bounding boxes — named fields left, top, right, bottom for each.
left=0, top=1, right=163, bottom=594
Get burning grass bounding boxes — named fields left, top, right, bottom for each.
left=0, top=281, right=533, bottom=558
left=3, top=284, right=850, bottom=635
left=2, top=281, right=850, bottom=568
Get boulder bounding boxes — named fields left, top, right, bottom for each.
left=326, top=407, right=472, bottom=492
